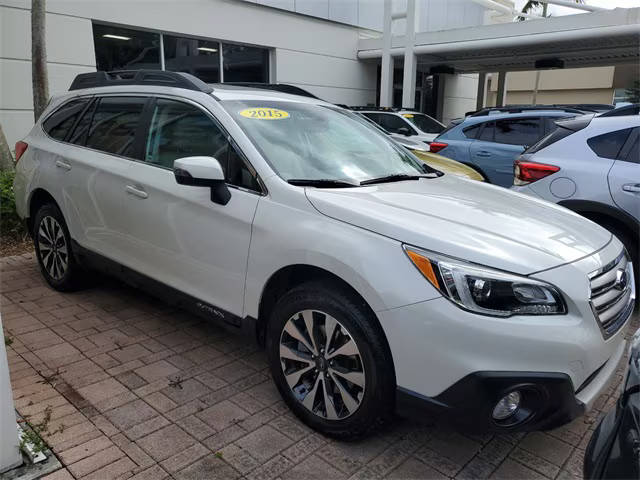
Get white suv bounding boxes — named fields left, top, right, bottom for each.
left=13, top=70, right=635, bottom=438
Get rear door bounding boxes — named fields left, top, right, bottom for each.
left=118, top=96, right=262, bottom=318
left=608, top=127, right=640, bottom=221
left=469, top=117, right=543, bottom=187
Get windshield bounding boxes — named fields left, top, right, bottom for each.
left=223, top=100, right=433, bottom=183
left=402, top=113, right=444, bottom=134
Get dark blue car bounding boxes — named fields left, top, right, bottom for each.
left=430, top=108, right=579, bottom=187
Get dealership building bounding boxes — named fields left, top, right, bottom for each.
left=1, top=0, right=639, bottom=146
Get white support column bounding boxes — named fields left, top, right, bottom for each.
left=496, top=71, right=508, bottom=107
left=401, top=0, right=417, bottom=109
left=380, top=0, right=394, bottom=107
left=476, top=72, right=488, bottom=110
left=0, top=318, right=21, bottom=473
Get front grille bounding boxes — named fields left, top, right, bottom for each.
left=589, top=250, right=635, bottom=339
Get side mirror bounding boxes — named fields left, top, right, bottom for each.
left=397, top=127, right=411, bottom=136
left=173, top=156, right=231, bottom=205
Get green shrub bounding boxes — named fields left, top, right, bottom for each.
left=1, top=169, right=25, bottom=238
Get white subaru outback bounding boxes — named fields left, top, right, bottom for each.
left=13, top=71, right=635, bottom=438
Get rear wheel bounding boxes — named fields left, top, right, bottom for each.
left=266, top=281, right=395, bottom=439
left=33, top=204, right=85, bottom=291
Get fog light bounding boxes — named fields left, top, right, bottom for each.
left=492, top=391, right=521, bottom=420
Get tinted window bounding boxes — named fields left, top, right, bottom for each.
left=145, top=99, right=259, bottom=190
left=164, top=36, right=220, bottom=83
left=587, top=128, right=632, bottom=159
left=403, top=113, right=444, bottom=133
left=463, top=124, right=482, bottom=139
left=494, top=117, right=542, bottom=146
left=222, top=43, right=269, bottom=83
left=478, top=122, right=494, bottom=141
left=43, top=98, right=91, bottom=141
left=93, top=24, right=161, bottom=71
left=69, top=100, right=97, bottom=146
left=378, top=114, right=416, bottom=135
left=623, top=136, right=639, bottom=164
left=526, top=127, right=575, bottom=154
left=85, top=97, right=147, bottom=157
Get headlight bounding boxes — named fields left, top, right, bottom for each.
left=404, top=245, right=566, bottom=317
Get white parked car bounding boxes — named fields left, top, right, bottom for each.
left=13, top=71, right=635, bottom=438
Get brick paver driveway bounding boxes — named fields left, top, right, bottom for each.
left=2, top=253, right=637, bottom=480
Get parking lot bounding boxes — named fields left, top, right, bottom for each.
left=3, top=252, right=637, bottom=480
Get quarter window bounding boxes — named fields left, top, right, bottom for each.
left=587, top=128, right=633, bottom=159
left=43, top=98, right=91, bottom=141
left=493, top=118, right=542, bottom=146
left=144, top=99, right=260, bottom=191
left=85, top=97, right=147, bottom=157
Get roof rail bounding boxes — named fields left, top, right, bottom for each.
left=598, top=103, right=639, bottom=117
left=348, top=106, right=417, bottom=112
left=69, top=70, right=214, bottom=93
left=470, top=105, right=586, bottom=116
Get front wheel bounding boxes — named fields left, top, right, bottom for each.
left=266, top=281, right=395, bottom=439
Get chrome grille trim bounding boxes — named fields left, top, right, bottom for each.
left=589, top=250, right=635, bottom=340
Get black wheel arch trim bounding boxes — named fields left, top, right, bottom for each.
left=557, top=199, right=639, bottom=239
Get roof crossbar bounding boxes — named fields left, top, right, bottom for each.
left=69, top=70, right=214, bottom=93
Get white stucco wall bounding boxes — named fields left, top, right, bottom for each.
left=0, top=0, right=376, bottom=145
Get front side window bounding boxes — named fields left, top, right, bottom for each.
left=378, top=114, right=416, bottom=135
left=93, top=24, right=161, bottom=71
left=223, top=101, right=432, bottom=183
left=85, top=97, right=147, bottom=157
left=588, top=128, right=633, bottom=159
left=145, top=99, right=259, bottom=190
left=43, top=98, right=91, bottom=141
left=493, top=117, right=542, bottom=146
left=403, top=113, right=444, bottom=134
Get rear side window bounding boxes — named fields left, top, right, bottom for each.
left=478, top=122, right=494, bottom=141
left=85, top=97, right=147, bottom=157
left=587, top=128, right=632, bottom=159
left=43, top=98, right=91, bottom=141
left=493, top=117, right=542, bottom=146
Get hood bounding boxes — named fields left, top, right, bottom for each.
left=306, top=175, right=611, bottom=275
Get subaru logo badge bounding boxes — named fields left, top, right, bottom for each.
left=614, top=269, right=628, bottom=291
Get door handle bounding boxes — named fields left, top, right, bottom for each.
left=55, top=160, right=72, bottom=171
left=622, top=183, right=640, bottom=193
left=476, top=151, right=492, bottom=157
left=125, top=185, right=148, bottom=199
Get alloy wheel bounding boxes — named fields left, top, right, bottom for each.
left=279, top=309, right=365, bottom=420
left=37, top=216, right=68, bottom=280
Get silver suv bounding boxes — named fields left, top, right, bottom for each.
left=512, top=112, right=640, bottom=277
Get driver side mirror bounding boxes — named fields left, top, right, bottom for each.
left=174, top=156, right=231, bottom=205
left=397, top=127, right=412, bottom=136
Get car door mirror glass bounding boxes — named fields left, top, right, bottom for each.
left=173, top=156, right=231, bottom=205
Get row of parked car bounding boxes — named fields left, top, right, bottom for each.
left=12, top=72, right=638, bottom=479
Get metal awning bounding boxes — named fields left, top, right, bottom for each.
left=358, top=7, right=640, bottom=73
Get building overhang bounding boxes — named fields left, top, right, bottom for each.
left=358, top=7, right=640, bottom=73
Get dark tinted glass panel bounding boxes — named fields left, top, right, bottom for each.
left=222, top=43, right=269, bottom=83
left=494, top=117, right=541, bottom=146
left=43, top=98, right=90, bottom=141
left=404, top=113, right=444, bottom=133
left=463, top=124, right=481, bottom=139
left=228, top=145, right=260, bottom=191
left=85, top=97, right=146, bottom=157
left=378, top=114, right=415, bottom=135
left=93, top=24, right=160, bottom=71
left=526, top=127, right=575, bottom=154
left=69, top=100, right=97, bottom=145
left=479, top=122, right=494, bottom=141
left=145, top=99, right=226, bottom=168
left=624, top=137, right=639, bottom=164
left=164, top=36, right=220, bottom=83
left=587, top=128, right=632, bottom=159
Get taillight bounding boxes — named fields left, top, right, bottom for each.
left=14, top=141, right=28, bottom=163
left=430, top=142, right=448, bottom=153
left=514, top=159, right=559, bottom=186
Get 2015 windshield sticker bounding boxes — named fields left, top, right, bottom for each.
left=239, top=108, right=290, bottom=119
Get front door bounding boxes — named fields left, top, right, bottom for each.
left=119, top=97, right=262, bottom=317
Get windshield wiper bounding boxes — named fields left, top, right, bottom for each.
left=287, top=179, right=359, bottom=188
left=360, top=173, right=435, bottom=186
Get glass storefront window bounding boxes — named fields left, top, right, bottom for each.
left=93, top=24, right=161, bottom=71
left=163, top=36, right=221, bottom=83
left=222, top=43, right=269, bottom=83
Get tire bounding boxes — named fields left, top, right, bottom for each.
left=33, top=203, right=85, bottom=291
left=266, top=281, right=395, bottom=439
